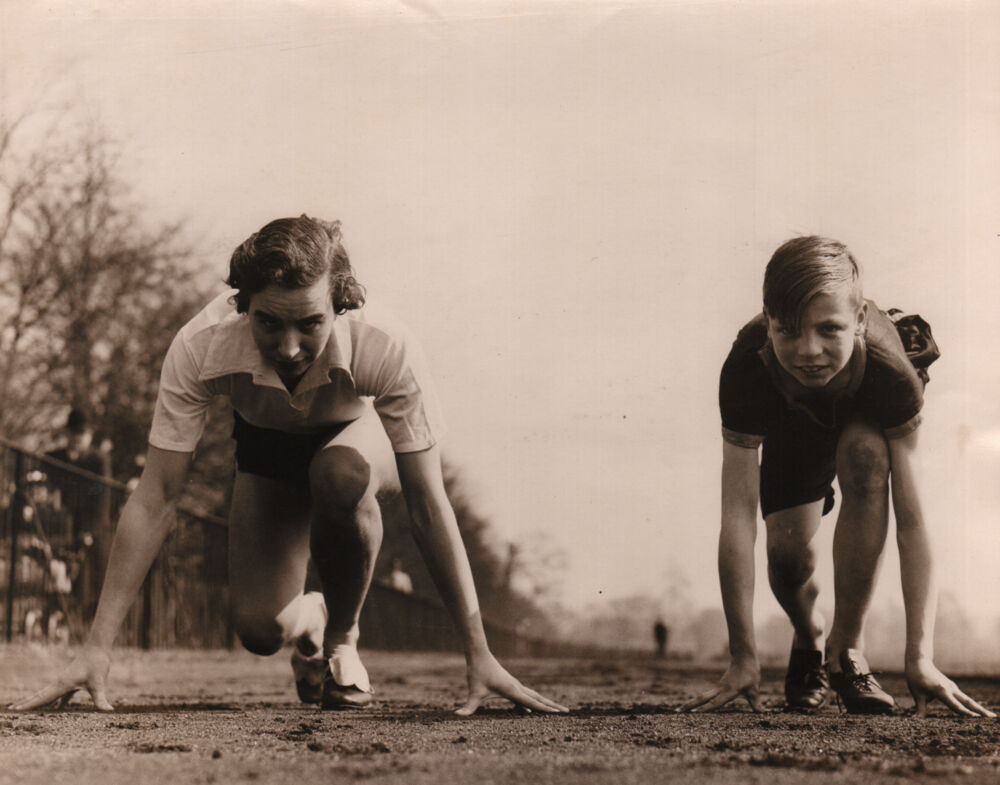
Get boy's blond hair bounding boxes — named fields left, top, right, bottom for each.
left=763, top=236, right=862, bottom=330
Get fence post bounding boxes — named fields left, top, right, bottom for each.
left=4, top=450, right=24, bottom=642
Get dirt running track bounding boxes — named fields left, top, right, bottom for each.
left=2, top=645, right=999, bottom=785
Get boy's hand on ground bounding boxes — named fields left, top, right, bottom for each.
left=679, top=657, right=765, bottom=713
left=906, top=657, right=995, bottom=718
left=8, top=646, right=114, bottom=712
left=456, top=652, right=569, bottom=716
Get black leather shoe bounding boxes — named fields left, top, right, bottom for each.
left=320, top=672, right=374, bottom=710
left=828, top=649, right=895, bottom=714
left=784, top=647, right=830, bottom=709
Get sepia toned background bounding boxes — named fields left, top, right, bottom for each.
left=2, top=0, right=998, bottom=666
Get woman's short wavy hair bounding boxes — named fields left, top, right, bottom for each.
left=226, top=215, right=366, bottom=314
left=763, top=235, right=862, bottom=331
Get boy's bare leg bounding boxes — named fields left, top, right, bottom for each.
left=826, top=419, right=890, bottom=665
left=764, top=500, right=826, bottom=650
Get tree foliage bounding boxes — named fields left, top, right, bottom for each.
left=0, top=106, right=211, bottom=477
left=0, top=101, right=556, bottom=631
left=374, top=461, right=555, bottom=633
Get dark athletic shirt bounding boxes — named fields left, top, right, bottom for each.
left=719, top=301, right=924, bottom=448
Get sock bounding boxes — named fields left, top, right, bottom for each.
left=274, top=591, right=326, bottom=654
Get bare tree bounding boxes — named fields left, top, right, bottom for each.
left=0, top=104, right=209, bottom=470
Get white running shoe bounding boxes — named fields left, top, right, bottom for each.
left=321, top=644, right=374, bottom=709
left=290, top=592, right=327, bottom=704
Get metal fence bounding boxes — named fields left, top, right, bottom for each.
left=0, top=437, right=598, bottom=658
left=0, top=437, right=231, bottom=649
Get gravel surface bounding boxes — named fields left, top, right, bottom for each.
left=3, top=645, right=999, bottom=784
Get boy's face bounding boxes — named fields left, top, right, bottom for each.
left=248, top=273, right=335, bottom=387
left=765, top=287, right=866, bottom=389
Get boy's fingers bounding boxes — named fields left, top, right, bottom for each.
left=10, top=684, right=76, bottom=712
left=89, top=684, right=114, bottom=713
left=938, top=690, right=978, bottom=718
left=695, top=688, right=738, bottom=713
left=56, top=690, right=77, bottom=709
left=956, top=692, right=994, bottom=718
left=678, top=687, right=719, bottom=712
left=455, top=688, right=488, bottom=717
left=944, top=686, right=992, bottom=717
left=677, top=691, right=715, bottom=711
left=746, top=691, right=767, bottom=713
left=914, top=692, right=929, bottom=718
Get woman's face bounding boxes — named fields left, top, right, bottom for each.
left=248, top=273, right=335, bottom=387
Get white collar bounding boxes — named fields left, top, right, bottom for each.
left=197, top=310, right=354, bottom=394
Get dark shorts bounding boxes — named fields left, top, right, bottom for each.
left=759, top=409, right=840, bottom=519
left=232, top=411, right=353, bottom=486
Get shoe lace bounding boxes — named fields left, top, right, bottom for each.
left=805, top=668, right=830, bottom=690
left=846, top=671, right=881, bottom=692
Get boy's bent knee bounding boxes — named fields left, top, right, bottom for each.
left=767, top=544, right=816, bottom=587
left=837, top=425, right=889, bottom=494
left=309, top=446, right=372, bottom=510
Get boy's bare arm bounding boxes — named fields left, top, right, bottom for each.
left=681, top=440, right=764, bottom=712
left=889, top=428, right=995, bottom=718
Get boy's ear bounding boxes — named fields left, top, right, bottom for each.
left=856, top=301, right=869, bottom=334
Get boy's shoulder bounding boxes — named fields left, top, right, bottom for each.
left=733, top=312, right=768, bottom=347
left=719, top=313, right=773, bottom=402
left=860, top=303, right=925, bottom=395
left=721, top=313, right=770, bottom=372
left=865, top=303, right=910, bottom=361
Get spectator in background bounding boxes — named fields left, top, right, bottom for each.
left=385, top=557, right=414, bottom=595
left=47, top=410, right=109, bottom=489
left=45, top=409, right=111, bottom=621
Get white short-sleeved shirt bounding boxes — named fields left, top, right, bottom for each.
left=149, top=291, right=445, bottom=454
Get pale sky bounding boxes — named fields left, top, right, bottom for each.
left=2, top=0, right=999, bottom=628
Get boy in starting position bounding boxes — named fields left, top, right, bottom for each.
left=682, top=236, right=992, bottom=717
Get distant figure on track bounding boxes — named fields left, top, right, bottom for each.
left=681, top=236, right=993, bottom=718
left=653, top=618, right=668, bottom=659
left=11, top=215, right=567, bottom=716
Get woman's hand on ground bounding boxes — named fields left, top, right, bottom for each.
left=8, top=646, right=114, bottom=712
left=456, top=652, right=569, bottom=716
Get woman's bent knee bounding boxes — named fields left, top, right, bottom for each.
left=309, top=446, right=373, bottom=511
left=234, top=614, right=284, bottom=656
